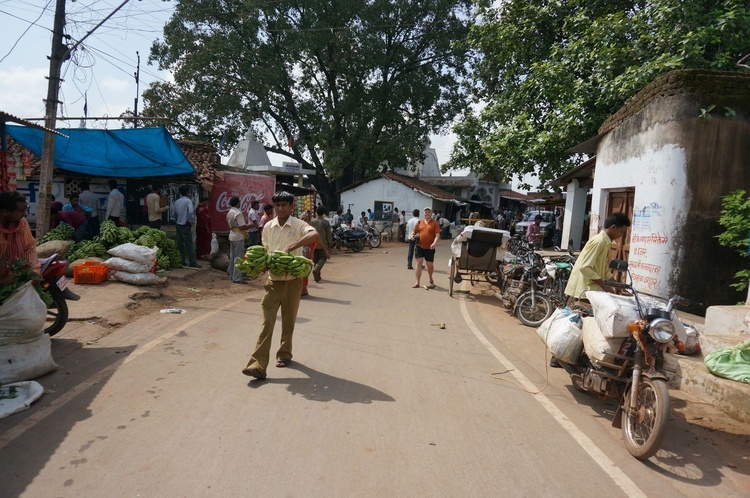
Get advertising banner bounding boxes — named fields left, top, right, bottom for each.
left=208, top=172, right=276, bottom=233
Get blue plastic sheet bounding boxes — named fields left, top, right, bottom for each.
left=6, top=126, right=195, bottom=178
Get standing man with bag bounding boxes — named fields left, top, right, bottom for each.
left=174, top=185, right=198, bottom=268
left=242, top=191, right=318, bottom=380
left=411, top=207, right=440, bottom=289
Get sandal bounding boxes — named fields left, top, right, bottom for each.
left=276, top=359, right=291, bottom=368
left=411, top=284, right=420, bottom=288
left=426, top=283, right=436, bottom=289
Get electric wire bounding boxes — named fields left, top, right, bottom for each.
left=0, top=0, right=54, bottom=64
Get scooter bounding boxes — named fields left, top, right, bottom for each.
left=557, top=258, right=694, bottom=459
left=362, top=223, right=382, bottom=249
left=39, top=253, right=80, bottom=336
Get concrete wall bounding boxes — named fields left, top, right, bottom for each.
left=340, top=177, right=433, bottom=219
left=594, top=70, right=750, bottom=308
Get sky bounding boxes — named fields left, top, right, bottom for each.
left=0, top=0, right=461, bottom=171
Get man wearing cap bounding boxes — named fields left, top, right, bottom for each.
left=242, top=191, right=319, bottom=380
left=410, top=207, right=440, bottom=288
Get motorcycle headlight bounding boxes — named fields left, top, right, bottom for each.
left=648, top=318, right=675, bottom=343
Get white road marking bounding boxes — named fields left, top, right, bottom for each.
left=458, top=295, right=647, bottom=498
left=0, top=294, right=248, bottom=450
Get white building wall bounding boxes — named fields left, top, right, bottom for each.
left=339, top=178, right=433, bottom=219
left=594, top=140, right=690, bottom=298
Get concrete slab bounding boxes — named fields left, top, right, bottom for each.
left=667, top=353, right=750, bottom=424
left=704, top=304, right=750, bottom=336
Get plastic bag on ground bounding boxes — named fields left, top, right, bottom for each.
left=107, top=243, right=159, bottom=264
left=104, top=257, right=153, bottom=274
left=0, top=334, right=58, bottom=383
left=704, top=339, right=750, bottom=384
left=110, top=270, right=166, bottom=286
left=210, top=233, right=219, bottom=255
left=0, top=282, right=47, bottom=347
left=0, top=381, right=44, bottom=419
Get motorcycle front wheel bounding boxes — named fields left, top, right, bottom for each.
left=515, top=291, right=552, bottom=327
left=45, top=287, right=69, bottom=336
left=622, top=377, right=670, bottom=460
left=368, top=233, right=381, bottom=248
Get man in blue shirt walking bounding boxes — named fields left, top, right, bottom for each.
left=174, top=185, right=199, bottom=267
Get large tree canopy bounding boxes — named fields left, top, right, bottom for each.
left=448, top=0, right=750, bottom=189
left=142, top=0, right=473, bottom=207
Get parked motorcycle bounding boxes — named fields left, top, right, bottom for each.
left=497, top=251, right=552, bottom=327
left=332, top=225, right=367, bottom=252
left=558, top=258, right=692, bottom=460
left=361, top=223, right=382, bottom=249
left=39, top=253, right=80, bottom=336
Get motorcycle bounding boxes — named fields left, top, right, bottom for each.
left=558, top=258, right=692, bottom=460
left=332, top=225, right=367, bottom=252
left=39, top=253, right=80, bottom=336
left=496, top=250, right=553, bottom=327
left=361, top=223, right=382, bottom=249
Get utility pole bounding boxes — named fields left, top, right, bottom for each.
left=36, top=0, right=68, bottom=239
left=133, top=51, right=140, bottom=128
left=36, top=0, right=135, bottom=239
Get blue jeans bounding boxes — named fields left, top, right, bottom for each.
left=175, top=223, right=197, bottom=266
left=407, top=240, right=416, bottom=268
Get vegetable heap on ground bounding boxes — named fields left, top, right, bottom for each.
left=38, top=220, right=183, bottom=270
left=236, top=246, right=313, bottom=279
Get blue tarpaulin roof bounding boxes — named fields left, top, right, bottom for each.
left=5, top=125, right=195, bottom=178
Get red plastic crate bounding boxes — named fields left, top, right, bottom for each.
left=73, top=262, right=109, bottom=284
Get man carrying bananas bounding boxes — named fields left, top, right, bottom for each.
left=242, top=191, right=319, bottom=380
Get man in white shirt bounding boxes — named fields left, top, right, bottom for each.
left=174, top=185, right=198, bottom=267
left=405, top=209, right=419, bottom=269
left=226, top=196, right=251, bottom=283
left=104, top=179, right=125, bottom=224
left=243, top=191, right=318, bottom=380
left=78, top=180, right=100, bottom=238
left=247, top=200, right=261, bottom=246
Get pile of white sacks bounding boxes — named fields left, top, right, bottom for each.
left=0, top=282, right=57, bottom=418
left=105, top=243, right=166, bottom=286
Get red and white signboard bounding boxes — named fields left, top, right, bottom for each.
left=208, top=171, right=276, bottom=233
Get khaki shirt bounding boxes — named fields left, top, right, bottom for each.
left=262, top=216, right=316, bottom=281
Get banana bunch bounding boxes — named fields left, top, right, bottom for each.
left=67, top=240, right=108, bottom=260
left=236, top=245, right=268, bottom=278
left=267, top=251, right=313, bottom=278
left=117, top=226, right=132, bottom=244
left=38, top=223, right=75, bottom=244
left=99, top=219, right=119, bottom=244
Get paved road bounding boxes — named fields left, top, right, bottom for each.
left=1, top=240, right=748, bottom=497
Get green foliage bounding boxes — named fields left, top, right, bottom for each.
left=143, top=0, right=474, bottom=207
left=449, top=0, right=750, bottom=188
left=716, top=189, right=750, bottom=292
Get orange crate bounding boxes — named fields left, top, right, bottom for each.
left=74, top=262, right=109, bottom=284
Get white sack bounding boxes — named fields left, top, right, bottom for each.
left=210, top=233, right=219, bottom=255
left=581, top=317, right=626, bottom=363
left=111, top=270, right=166, bottom=286
left=104, top=257, right=153, bottom=274
left=0, top=381, right=44, bottom=420
left=536, top=307, right=584, bottom=364
left=0, top=334, right=58, bottom=383
left=0, top=282, right=47, bottom=347
left=586, top=291, right=640, bottom=338
left=107, top=243, right=159, bottom=264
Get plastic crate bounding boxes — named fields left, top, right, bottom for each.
left=74, top=262, right=109, bottom=284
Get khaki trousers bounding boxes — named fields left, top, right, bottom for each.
left=247, top=278, right=303, bottom=372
